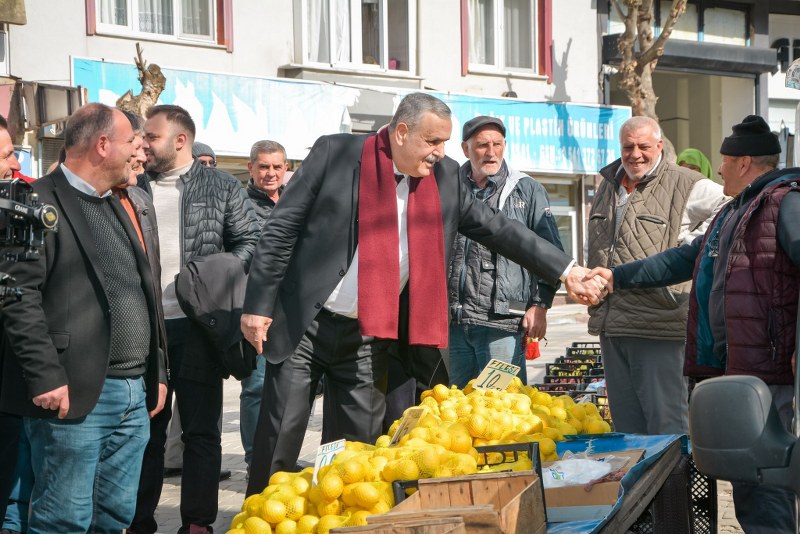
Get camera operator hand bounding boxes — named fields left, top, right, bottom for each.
left=32, top=385, right=70, bottom=419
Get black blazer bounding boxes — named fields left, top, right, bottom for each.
left=244, top=134, right=571, bottom=369
left=0, top=170, right=165, bottom=418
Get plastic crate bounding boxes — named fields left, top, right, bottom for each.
left=624, top=454, right=717, bottom=534
left=534, top=382, right=581, bottom=393
left=572, top=341, right=600, bottom=349
left=543, top=375, right=587, bottom=386
left=565, top=346, right=602, bottom=360
left=391, top=442, right=542, bottom=505
left=545, top=362, right=595, bottom=377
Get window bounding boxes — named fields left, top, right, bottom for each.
left=303, top=0, right=415, bottom=72
left=647, top=1, right=750, bottom=46
left=94, top=0, right=216, bottom=42
left=466, top=0, right=538, bottom=72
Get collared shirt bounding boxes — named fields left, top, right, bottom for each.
left=463, top=160, right=508, bottom=210
left=60, top=163, right=112, bottom=198
left=324, top=163, right=410, bottom=318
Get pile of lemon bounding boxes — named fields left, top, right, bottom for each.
left=227, top=379, right=611, bottom=534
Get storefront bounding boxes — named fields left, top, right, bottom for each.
left=432, top=93, right=631, bottom=266
left=72, top=59, right=630, bottom=269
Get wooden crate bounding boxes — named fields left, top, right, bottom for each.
left=367, top=471, right=546, bottom=534
left=334, top=517, right=467, bottom=534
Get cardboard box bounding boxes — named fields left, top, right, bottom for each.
left=542, top=449, right=645, bottom=522
left=334, top=517, right=467, bottom=534
left=367, top=471, right=546, bottom=534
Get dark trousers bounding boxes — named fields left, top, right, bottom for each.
left=245, top=310, right=391, bottom=497
left=731, top=384, right=797, bottom=534
left=131, top=318, right=223, bottom=532
left=0, top=412, right=21, bottom=522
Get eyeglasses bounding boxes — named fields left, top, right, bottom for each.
left=199, top=158, right=217, bottom=168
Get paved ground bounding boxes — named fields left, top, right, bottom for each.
left=154, top=304, right=742, bottom=533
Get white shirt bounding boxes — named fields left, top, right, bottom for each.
left=324, top=168, right=410, bottom=318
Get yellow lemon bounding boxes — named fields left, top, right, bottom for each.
left=319, top=473, right=344, bottom=501
left=261, top=499, right=287, bottom=523
left=538, top=437, right=556, bottom=457
left=290, top=477, right=310, bottom=497
left=275, top=520, right=297, bottom=534
left=338, top=459, right=366, bottom=484
left=269, top=472, right=295, bottom=486
left=370, top=501, right=391, bottom=515
left=316, top=498, right=342, bottom=517
left=285, top=496, right=307, bottom=521
left=244, top=516, right=273, bottom=534
left=432, top=383, right=451, bottom=402
left=231, top=511, right=249, bottom=529
left=296, top=515, right=320, bottom=534
left=316, top=515, right=347, bottom=534
left=393, top=458, right=420, bottom=481
left=374, top=435, right=391, bottom=448
left=244, top=495, right=265, bottom=518
left=353, top=482, right=381, bottom=508
left=307, top=485, right=323, bottom=505
left=349, top=510, right=371, bottom=526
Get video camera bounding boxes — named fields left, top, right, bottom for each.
left=0, top=178, right=58, bottom=303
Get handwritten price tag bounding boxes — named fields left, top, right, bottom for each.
left=473, top=359, right=520, bottom=391
left=388, top=407, right=426, bottom=446
left=313, top=439, right=346, bottom=484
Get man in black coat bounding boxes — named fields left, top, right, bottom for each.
left=241, top=93, right=604, bottom=496
left=0, top=103, right=167, bottom=532
left=131, top=105, right=259, bottom=534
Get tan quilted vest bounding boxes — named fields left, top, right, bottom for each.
left=587, top=159, right=700, bottom=339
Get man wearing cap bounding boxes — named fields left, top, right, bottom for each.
left=591, top=115, right=800, bottom=532
left=586, top=116, right=726, bottom=436
left=447, top=116, right=563, bottom=388
left=192, top=142, right=217, bottom=168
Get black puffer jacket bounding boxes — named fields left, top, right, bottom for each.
left=140, top=160, right=260, bottom=266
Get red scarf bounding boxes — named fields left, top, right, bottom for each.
left=357, top=128, right=448, bottom=348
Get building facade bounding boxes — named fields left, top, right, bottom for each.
left=2, top=0, right=795, bottom=270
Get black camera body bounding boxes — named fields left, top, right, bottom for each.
left=0, top=179, right=58, bottom=302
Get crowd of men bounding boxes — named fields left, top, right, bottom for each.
left=0, top=92, right=797, bottom=533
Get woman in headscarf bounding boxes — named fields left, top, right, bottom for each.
left=676, top=148, right=713, bottom=179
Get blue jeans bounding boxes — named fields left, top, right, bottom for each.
left=3, top=428, right=33, bottom=532
left=240, top=355, right=266, bottom=466
left=448, top=324, right=526, bottom=389
left=25, top=376, right=149, bottom=534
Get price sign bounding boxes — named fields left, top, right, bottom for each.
left=388, top=407, right=426, bottom=446
left=313, top=439, right=346, bottom=484
left=473, top=359, right=520, bottom=391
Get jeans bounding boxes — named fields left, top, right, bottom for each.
left=25, top=376, right=149, bottom=534
left=448, top=324, right=526, bottom=389
left=239, top=355, right=266, bottom=467
left=3, top=427, right=33, bottom=532
left=0, top=413, right=21, bottom=523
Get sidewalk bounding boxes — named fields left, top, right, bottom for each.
left=153, top=304, right=742, bottom=533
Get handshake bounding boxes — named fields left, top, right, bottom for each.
left=563, top=265, right=614, bottom=306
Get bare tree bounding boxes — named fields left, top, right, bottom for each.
left=612, top=0, right=686, bottom=157
left=116, top=43, right=166, bottom=117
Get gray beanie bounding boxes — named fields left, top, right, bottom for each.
left=192, top=142, right=216, bottom=159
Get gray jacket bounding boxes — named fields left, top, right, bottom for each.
left=448, top=164, right=563, bottom=332
left=141, top=160, right=260, bottom=266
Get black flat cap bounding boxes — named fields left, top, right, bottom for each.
left=462, top=116, right=506, bottom=142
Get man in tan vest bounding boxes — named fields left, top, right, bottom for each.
left=587, top=116, right=726, bottom=435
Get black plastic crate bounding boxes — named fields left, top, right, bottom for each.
left=566, top=346, right=602, bottom=359
left=390, top=442, right=542, bottom=506
left=543, top=375, right=587, bottom=386
left=546, top=362, right=595, bottom=377
left=625, top=454, right=717, bottom=534
left=571, top=341, right=601, bottom=348
left=534, top=382, right=581, bottom=393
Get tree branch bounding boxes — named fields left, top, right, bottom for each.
left=639, top=0, right=686, bottom=66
